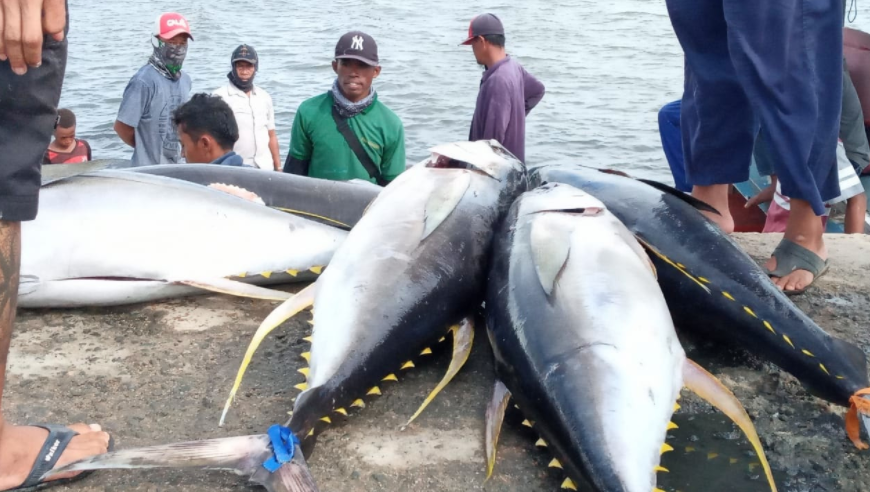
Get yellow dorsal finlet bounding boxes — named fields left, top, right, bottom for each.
left=260, top=271, right=273, bottom=279
left=307, top=320, right=315, bottom=326
left=535, top=438, right=547, bottom=447
left=297, top=368, right=310, bottom=377
left=420, top=347, right=433, bottom=356
left=303, top=336, right=313, bottom=343
left=561, top=478, right=577, bottom=491
left=401, top=361, right=415, bottom=370
left=667, top=421, right=679, bottom=430
left=294, top=383, right=308, bottom=391
left=335, top=408, right=348, bottom=416
left=661, top=443, right=674, bottom=454
left=548, top=458, right=562, bottom=469
left=522, top=419, right=534, bottom=428
left=320, top=417, right=332, bottom=424
left=351, top=399, right=365, bottom=409
left=367, top=387, right=382, bottom=396
left=301, top=352, right=311, bottom=362
left=382, top=374, right=399, bottom=382
left=655, top=466, right=669, bottom=473
left=286, top=269, right=298, bottom=277
left=310, top=266, right=323, bottom=275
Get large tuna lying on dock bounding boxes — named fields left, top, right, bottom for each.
left=531, top=165, right=870, bottom=449
left=484, top=182, right=776, bottom=491
left=19, top=170, right=347, bottom=308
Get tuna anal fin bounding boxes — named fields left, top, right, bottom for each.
left=421, top=172, right=471, bottom=241
left=683, top=359, right=777, bottom=492
left=221, top=283, right=318, bottom=426
left=530, top=216, right=571, bottom=296
left=405, top=317, right=475, bottom=426
left=175, top=278, right=292, bottom=301
left=43, top=435, right=271, bottom=478
left=485, top=380, right=512, bottom=481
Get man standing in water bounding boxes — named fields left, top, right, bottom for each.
left=665, top=0, right=843, bottom=294
left=462, top=13, right=545, bottom=163
left=0, top=1, right=110, bottom=490
left=114, top=12, right=193, bottom=167
left=283, top=31, right=406, bottom=185
left=213, top=45, right=281, bottom=170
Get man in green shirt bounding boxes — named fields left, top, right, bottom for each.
left=283, top=31, right=406, bottom=185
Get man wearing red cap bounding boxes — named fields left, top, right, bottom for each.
left=462, top=13, right=545, bottom=163
left=0, top=2, right=112, bottom=490
left=113, top=12, right=194, bottom=167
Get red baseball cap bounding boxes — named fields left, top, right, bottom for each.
left=460, top=13, right=504, bottom=45
left=153, top=12, right=193, bottom=41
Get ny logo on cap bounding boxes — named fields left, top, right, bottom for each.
left=351, top=35, right=364, bottom=51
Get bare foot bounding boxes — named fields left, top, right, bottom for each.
left=765, top=199, right=828, bottom=293
left=0, top=422, right=110, bottom=491
left=692, top=184, right=735, bottom=233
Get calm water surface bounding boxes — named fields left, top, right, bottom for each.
left=61, top=1, right=870, bottom=182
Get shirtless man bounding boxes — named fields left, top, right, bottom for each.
left=0, top=0, right=110, bottom=490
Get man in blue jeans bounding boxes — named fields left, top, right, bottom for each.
left=665, top=0, right=844, bottom=294
left=0, top=1, right=110, bottom=490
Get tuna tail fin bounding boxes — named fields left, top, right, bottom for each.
left=405, top=317, right=475, bottom=426
left=635, top=178, right=722, bottom=216
left=43, top=435, right=318, bottom=492
left=174, top=277, right=293, bottom=301
left=221, top=283, right=318, bottom=426
left=484, top=379, right=512, bottom=481
left=682, top=359, right=777, bottom=492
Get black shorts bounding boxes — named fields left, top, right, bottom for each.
left=0, top=20, right=68, bottom=222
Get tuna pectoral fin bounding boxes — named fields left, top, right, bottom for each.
left=221, top=283, right=318, bottom=426
left=530, top=216, right=571, bottom=296
left=485, top=380, right=511, bottom=481
left=405, top=317, right=475, bottom=426
left=635, top=178, right=721, bottom=216
left=421, top=171, right=471, bottom=241
left=682, top=359, right=777, bottom=492
left=175, top=278, right=293, bottom=301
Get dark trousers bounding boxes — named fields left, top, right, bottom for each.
left=666, top=0, right=843, bottom=216
left=0, top=9, right=68, bottom=222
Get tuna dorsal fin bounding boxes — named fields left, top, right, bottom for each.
left=405, top=317, right=475, bottom=427
left=636, top=178, right=721, bottom=216
left=485, top=380, right=512, bottom=481
left=530, top=216, right=571, bottom=296
left=682, top=359, right=778, bottom=492
left=422, top=172, right=471, bottom=242
left=221, top=283, right=318, bottom=426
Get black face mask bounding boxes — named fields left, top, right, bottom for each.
left=228, top=68, right=255, bottom=92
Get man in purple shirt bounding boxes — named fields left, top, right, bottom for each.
left=462, top=13, right=545, bottom=163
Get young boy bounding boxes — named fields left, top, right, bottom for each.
left=43, top=108, right=92, bottom=164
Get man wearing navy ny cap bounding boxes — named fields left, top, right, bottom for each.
left=462, top=13, right=545, bottom=163
left=283, top=31, right=406, bottom=185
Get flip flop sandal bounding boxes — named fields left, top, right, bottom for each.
left=766, top=238, right=830, bottom=296
left=8, top=424, right=114, bottom=491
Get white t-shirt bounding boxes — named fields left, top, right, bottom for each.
left=213, top=82, right=276, bottom=169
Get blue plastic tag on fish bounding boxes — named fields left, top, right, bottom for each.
left=262, top=424, right=300, bottom=473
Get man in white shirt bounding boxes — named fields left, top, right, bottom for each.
left=213, top=44, right=280, bottom=170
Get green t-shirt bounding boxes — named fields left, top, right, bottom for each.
left=289, top=92, right=406, bottom=183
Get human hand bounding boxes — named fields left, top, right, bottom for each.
left=745, top=182, right=776, bottom=209
left=0, top=0, right=66, bottom=75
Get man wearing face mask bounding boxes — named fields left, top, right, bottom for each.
left=113, top=12, right=193, bottom=167
left=213, top=45, right=280, bottom=170
left=283, top=31, right=405, bottom=185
